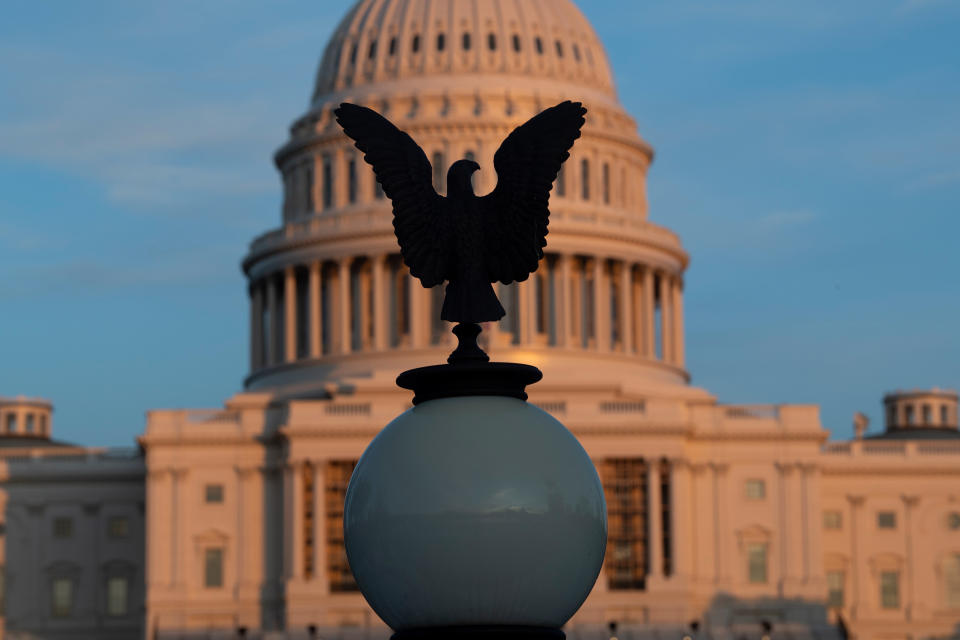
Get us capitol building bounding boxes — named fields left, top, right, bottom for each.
left=3, top=1, right=960, bottom=639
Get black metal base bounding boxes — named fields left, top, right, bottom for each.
left=392, top=626, right=564, bottom=640
left=396, top=322, right=542, bottom=405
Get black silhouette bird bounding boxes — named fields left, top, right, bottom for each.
left=335, top=100, right=586, bottom=323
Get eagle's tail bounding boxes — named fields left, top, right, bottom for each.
left=441, top=280, right=506, bottom=324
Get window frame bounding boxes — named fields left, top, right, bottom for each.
left=877, top=511, right=897, bottom=530
left=746, top=542, right=768, bottom=584
left=106, top=575, right=128, bottom=617
left=827, top=570, right=845, bottom=608
left=51, top=576, right=73, bottom=618
left=204, top=547, right=224, bottom=589
left=53, top=516, right=73, bottom=539
left=824, top=510, right=843, bottom=530
left=204, top=484, right=224, bottom=504
left=880, top=570, right=900, bottom=609
left=107, top=516, right=129, bottom=539
left=745, top=478, right=766, bottom=500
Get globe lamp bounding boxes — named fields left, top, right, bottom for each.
left=343, top=323, right=607, bottom=640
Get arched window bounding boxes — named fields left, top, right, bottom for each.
left=535, top=37, right=543, bottom=54
left=512, top=34, right=521, bottom=52
left=581, top=158, right=590, bottom=200
left=368, top=40, right=377, bottom=59
left=412, top=34, right=421, bottom=53
left=555, top=40, right=564, bottom=57
left=347, top=157, right=357, bottom=204
left=388, top=37, right=397, bottom=56
left=462, top=33, right=471, bottom=50
left=432, top=151, right=445, bottom=193
left=437, top=33, right=446, bottom=51
left=488, top=33, right=497, bottom=51
left=573, top=44, right=581, bottom=62
left=322, top=155, right=333, bottom=210
left=602, top=162, right=610, bottom=204
left=349, top=42, right=358, bottom=64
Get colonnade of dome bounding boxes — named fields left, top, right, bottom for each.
left=242, top=0, right=690, bottom=391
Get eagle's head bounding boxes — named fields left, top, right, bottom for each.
left=447, top=159, right=481, bottom=197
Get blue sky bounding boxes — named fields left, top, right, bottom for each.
left=1, top=1, right=958, bottom=446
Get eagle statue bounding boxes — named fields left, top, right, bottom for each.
left=335, top=100, right=587, bottom=325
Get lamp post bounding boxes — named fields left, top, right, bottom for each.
left=338, top=102, right=606, bottom=640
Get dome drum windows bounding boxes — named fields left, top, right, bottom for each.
left=512, top=34, right=521, bottom=52
left=437, top=33, right=446, bottom=52
left=462, top=33, right=471, bottom=51
left=412, top=34, right=421, bottom=54
left=488, top=33, right=497, bottom=51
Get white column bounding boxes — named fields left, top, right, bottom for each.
left=291, top=462, right=305, bottom=581
left=904, top=495, right=920, bottom=620
left=312, top=463, right=326, bottom=589
left=266, top=275, right=278, bottom=366
left=674, top=276, right=685, bottom=368
left=570, top=258, right=582, bottom=347
left=618, top=261, right=633, bottom=353
left=285, top=266, right=297, bottom=362
left=847, top=495, right=864, bottom=619
left=660, top=272, right=673, bottom=363
left=647, top=459, right=663, bottom=582
left=359, top=262, right=372, bottom=350
left=593, top=258, right=608, bottom=351
left=642, top=266, right=655, bottom=358
left=372, top=254, right=388, bottom=350
left=518, top=280, right=534, bottom=345
left=309, top=261, right=322, bottom=358
left=558, top=254, right=571, bottom=348
left=172, top=468, right=188, bottom=588
left=409, top=273, right=429, bottom=348
left=338, top=257, right=353, bottom=354
left=670, top=459, right=692, bottom=581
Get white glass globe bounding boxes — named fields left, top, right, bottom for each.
left=344, top=396, right=607, bottom=631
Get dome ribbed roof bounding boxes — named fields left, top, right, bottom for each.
left=312, top=0, right=616, bottom=104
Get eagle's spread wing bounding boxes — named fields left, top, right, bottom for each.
left=480, top=101, right=587, bottom=284
left=335, top=103, right=449, bottom=287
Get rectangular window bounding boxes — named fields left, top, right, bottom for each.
left=5, top=414, right=15, bottom=433
left=322, top=155, right=333, bottom=210
left=204, top=484, right=224, bottom=504
left=881, top=571, right=900, bottom=609
left=305, top=161, right=314, bottom=212
left=348, top=158, right=357, bottom=204
left=25, top=413, right=35, bottom=433
left=326, top=460, right=359, bottom=592
left=107, top=576, right=128, bottom=616
left=108, top=516, right=129, bottom=538
left=943, top=405, right=950, bottom=426
left=52, top=577, right=72, bottom=617
left=600, top=458, right=648, bottom=590
left=905, top=404, right=915, bottom=425
left=747, top=542, right=768, bottom=583
left=53, top=517, right=73, bottom=539
left=824, top=511, right=843, bottom=530
left=922, top=403, right=932, bottom=425
left=602, top=162, right=610, bottom=204
left=827, top=570, right=845, bottom=608
left=204, top=548, right=224, bottom=588
left=745, top=479, right=766, bottom=500
left=581, top=159, right=590, bottom=200
left=877, top=511, right=896, bottom=529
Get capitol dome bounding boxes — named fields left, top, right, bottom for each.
left=242, top=0, right=690, bottom=397
left=311, top=0, right=617, bottom=103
